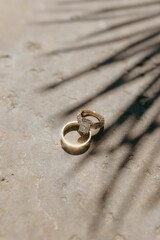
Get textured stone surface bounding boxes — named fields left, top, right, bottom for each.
left=0, top=0, right=160, bottom=240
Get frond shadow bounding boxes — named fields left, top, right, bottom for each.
left=37, top=0, right=160, bottom=237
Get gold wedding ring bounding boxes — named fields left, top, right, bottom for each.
left=60, top=110, right=104, bottom=155
left=61, top=121, right=92, bottom=155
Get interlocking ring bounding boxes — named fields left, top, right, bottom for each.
left=60, top=110, right=104, bottom=155
left=61, top=121, right=92, bottom=155
left=77, top=110, right=105, bottom=135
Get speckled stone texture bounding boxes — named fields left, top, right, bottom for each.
left=0, top=0, right=160, bottom=240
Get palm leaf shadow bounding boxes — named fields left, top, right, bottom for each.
left=37, top=0, right=160, bottom=236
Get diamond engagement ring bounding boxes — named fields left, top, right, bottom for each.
left=60, top=110, right=104, bottom=155
left=77, top=110, right=105, bottom=135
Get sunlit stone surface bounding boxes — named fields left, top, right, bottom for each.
left=0, top=0, right=160, bottom=239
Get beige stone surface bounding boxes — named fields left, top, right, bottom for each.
left=0, top=0, right=160, bottom=239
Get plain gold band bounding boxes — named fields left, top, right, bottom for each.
left=61, top=121, right=91, bottom=155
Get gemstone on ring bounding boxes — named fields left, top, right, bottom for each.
left=77, top=109, right=104, bottom=136
left=78, top=118, right=91, bottom=135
